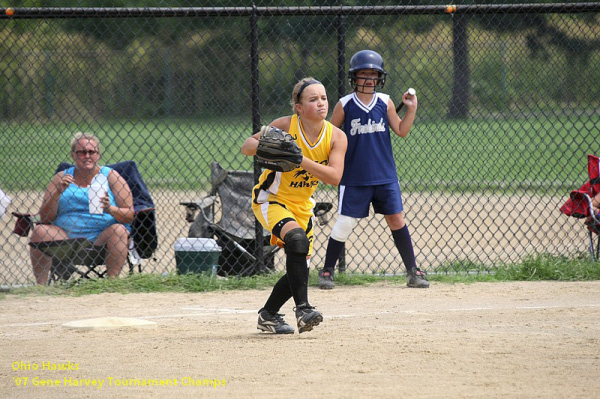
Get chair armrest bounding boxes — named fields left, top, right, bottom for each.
left=180, top=196, right=216, bottom=223
left=582, top=193, right=600, bottom=225
left=582, top=194, right=599, bottom=223
left=12, top=212, right=38, bottom=237
left=315, top=202, right=333, bottom=216
left=180, top=196, right=216, bottom=210
left=314, top=202, right=334, bottom=226
left=563, top=190, right=593, bottom=218
left=134, top=207, right=155, bottom=215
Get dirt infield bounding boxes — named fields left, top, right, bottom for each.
left=2, top=281, right=599, bottom=398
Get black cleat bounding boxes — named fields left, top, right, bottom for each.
left=406, top=267, right=430, bottom=288
left=318, top=268, right=335, bottom=290
left=257, top=309, right=295, bottom=334
left=294, top=303, right=323, bottom=333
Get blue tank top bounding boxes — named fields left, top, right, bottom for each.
left=53, top=166, right=130, bottom=242
left=339, top=92, right=398, bottom=186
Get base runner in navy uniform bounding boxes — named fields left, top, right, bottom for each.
left=318, top=49, right=429, bottom=290
left=241, top=77, right=347, bottom=334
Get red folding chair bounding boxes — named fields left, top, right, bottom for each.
left=560, top=154, right=600, bottom=261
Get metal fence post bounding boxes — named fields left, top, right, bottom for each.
left=249, top=3, right=266, bottom=274
left=336, top=12, right=346, bottom=273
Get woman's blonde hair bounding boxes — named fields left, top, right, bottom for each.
left=70, top=132, right=101, bottom=153
left=290, top=77, right=322, bottom=114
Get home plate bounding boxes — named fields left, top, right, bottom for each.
left=62, top=317, right=157, bottom=331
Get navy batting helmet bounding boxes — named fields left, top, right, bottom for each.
left=348, top=50, right=387, bottom=93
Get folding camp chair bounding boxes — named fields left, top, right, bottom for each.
left=560, top=154, right=600, bottom=261
left=180, top=162, right=333, bottom=276
left=13, top=160, right=157, bottom=283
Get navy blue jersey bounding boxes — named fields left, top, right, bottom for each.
left=339, top=92, right=398, bottom=186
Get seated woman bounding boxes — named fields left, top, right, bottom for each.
left=593, top=192, right=600, bottom=213
left=30, top=132, right=134, bottom=284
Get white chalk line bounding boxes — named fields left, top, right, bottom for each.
left=2, top=303, right=599, bottom=328
left=3, top=321, right=55, bottom=327
left=179, top=306, right=256, bottom=314
left=447, top=303, right=600, bottom=312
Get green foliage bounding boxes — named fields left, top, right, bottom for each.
left=1, top=9, right=599, bottom=122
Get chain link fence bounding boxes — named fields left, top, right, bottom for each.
left=1, top=1, right=599, bottom=287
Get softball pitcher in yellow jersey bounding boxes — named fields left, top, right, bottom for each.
left=241, top=77, right=347, bottom=334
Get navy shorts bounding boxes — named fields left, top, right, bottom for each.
left=339, top=182, right=404, bottom=218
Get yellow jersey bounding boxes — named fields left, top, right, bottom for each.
left=253, top=114, right=333, bottom=215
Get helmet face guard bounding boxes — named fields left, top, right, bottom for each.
left=348, top=50, right=387, bottom=93
left=349, top=71, right=387, bottom=93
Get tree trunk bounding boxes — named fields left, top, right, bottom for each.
left=448, top=14, right=470, bottom=119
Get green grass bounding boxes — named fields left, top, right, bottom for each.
left=400, top=114, right=600, bottom=194
left=494, top=253, right=600, bottom=281
left=0, top=117, right=255, bottom=191
left=3, top=253, right=599, bottom=298
left=1, top=114, right=598, bottom=193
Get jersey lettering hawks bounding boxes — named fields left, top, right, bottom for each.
left=254, top=114, right=332, bottom=212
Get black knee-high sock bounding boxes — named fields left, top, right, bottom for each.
left=391, top=225, right=417, bottom=271
left=323, top=237, right=344, bottom=273
left=263, top=274, right=292, bottom=313
left=285, top=252, right=309, bottom=306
